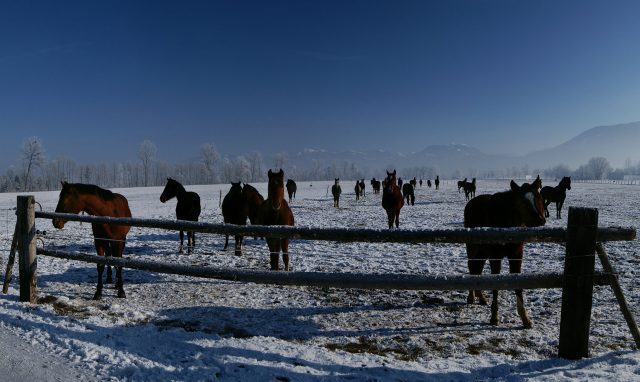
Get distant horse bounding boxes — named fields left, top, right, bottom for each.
left=332, top=179, right=342, bottom=207
left=371, top=178, right=381, bottom=194
left=464, top=176, right=546, bottom=328
left=260, top=169, right=295, bottom=270
left=355, top=181, right=363, bottom=201
left=402, top=183, right=415, bottom=206
left=419, top=179, right=423, bottom=187
left=242, top=183, right=265, bottom=240
left=286, top=179, right=297, bottom=203
left=222, top=182, right=248, bottom=256
left=359, top=179, right=366, bottom=196
left=457, top=178, right=467, bottom=193
left=382, top=170, right=404, bottom=228
left=427, top=179, right=432, bottom=188
left=410, top=177, right=417, bottom=188
left=398, top=177, right=403, bottom=188
left=435, top=176, right=440, bottom=190
left=540, top=176, right=571, bottom=219
left=52, top=182, right=131, bottom=300
left=160, top=178, right=201, bottom=254
left=463, top=178, right=476, bottom=200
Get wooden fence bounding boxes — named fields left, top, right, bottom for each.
left=4, top=195, right=638, bottom=360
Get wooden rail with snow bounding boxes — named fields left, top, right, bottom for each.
left=5, top=195, right=639, bottom=360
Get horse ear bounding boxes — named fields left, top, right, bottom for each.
left=510, top=180, right=520, bottom=192
left=268, top=169, right=273, bottom=177
left=533, top=177, right=542, bottom=190
left=278, top=169, right=284, bottom=176
left=392, top=170, right=396, bottom=176
left=60, top=181, right=67, bottom=187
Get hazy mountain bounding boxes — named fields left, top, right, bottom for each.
left=289, top=121, right=640, bottom=175
left=524, top=121, right=640, bottom=169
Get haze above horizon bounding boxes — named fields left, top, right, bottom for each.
left=2, top=1, right=640, bottom=169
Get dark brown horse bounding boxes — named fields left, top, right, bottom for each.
left=371, top=178, right=381, bottom=194
left=286, top=179, right=297, bottom=203
left=160, top=178, right=201, bottom=254
left=463, top=178, right=476, bottom=200
left=410, top=177, right=417, bottom=188
left=260, top=169, right=294, bottom=270
left=52, top=182, right=131, bottom=300
left=242, top=183, right=265, bottom=227
left=354, top=181, right=363, bottom=201
left=427, top=179, right=432, bottom=188
left=331, top=179, right=342, bottom=207
left=402, top=182, right=415, bottom=206
left=464, top=176, right=546, bottom=328
left=359, top=179, right=366, bottom=196
left=435, top=175, right=439, bottom=190
left=382, top=170, right=404, bottom=228
left=457, top=178, right=467, bottom=193
left=541, top=176, right=571, bottom=219
left=222, top=182, right=248, bottom=256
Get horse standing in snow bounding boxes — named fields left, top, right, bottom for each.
left=260, top=169, right=295, bottom=270
left=435, top=176, right=440, bottom=190
left=160, top=178, right=201, bottom=254
left=286, top=179, right=297, bottom=203
left=382, top=170, right=404, bottom=228
left=52, top=182, right=132, bottom=300
left=540, top=176, right=571, bottom=219
left=463, top=178, right=476, bottom=200
left=464, top=176, right=546, bottom=328
left=371, top=178, right=381, bottom=194
left=354, top=181, right=363, bottom=201
left=222, top=182, right=248, bottom=256
left=458, top=178, right=467, bottom=193
left=331, top=179, right=342, bottom=207
left=402, top=182, right=415, bottom=206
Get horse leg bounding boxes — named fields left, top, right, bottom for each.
left=267, top=238, right=280, bottom=270
left=179, top=230, right=185, bottom=254
left=394, top=210, right=400, bottom=228
left=112, top=241, right=126, bottom=298
left=543, top=201, right=551, bottom=218
left=105, top=243, right=113, bottom=284
left=234, top=235, right=243, bottom=256
left=282, top=238, right=290, bottom=271
left=93, top=240, right=107, bottom=300
left=466, top=245, right=487, bottom=305
left=556, top=201, right=562, bottom=219
left=386, top=210, right=394, bottom=229
left=223, top=234, right=229, bottom=250
left=189, top=231, right=195, bottom=254
left=488, top=259, right=503, bottom=325
left=509, top=256, right=532, bottom=328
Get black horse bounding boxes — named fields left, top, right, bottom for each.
left=371, top=178, right=381, bottom=194
left=222, top=182, right=248, bottom=256
left=463, top=178, right=476, bottom=200
left=286, top=179, right=297, bottom=203
left=435, top=176, right=440, bottom=190
left=540, top=176, right=571, bottom=219
left=402, top=183, right=415, bottom=206
left=160, top=178, right=201, bottom=254
left=331, top=179, right=342, bottom=207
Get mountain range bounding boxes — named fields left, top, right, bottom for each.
left=289, top=121, right=640, bottom=175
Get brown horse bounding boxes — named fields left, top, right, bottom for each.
left=410, top=177, right=417, bottom=188
left=52, top=182, right=131, bottom=300
left=160, top=178, right=201, bottom=254
left=260, top=169, right=294, bottom=270
left=402, top=182, right=415, bottom=206
left=382, top=170, right=404, bottom=228
left=354, top=181, right=363, bottom=201
left=221, top=182, right=248, bottom=256
left=464, top=176, right=546, bottom=328
left=242, top=183, right=265, bottom=227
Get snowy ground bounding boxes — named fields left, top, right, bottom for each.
left=0, top=179, right=638, bottom=381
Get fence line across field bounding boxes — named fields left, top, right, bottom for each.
left=6, top=196, right=639, bottom=360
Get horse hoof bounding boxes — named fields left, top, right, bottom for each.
left=523, top=319, right=533, bottom=329
left=106, top=277, right=113, bottom=284
left=117, top=290, right=126, bottom=298
left=490, top=317, right=499, bottom=326
left=93, top=292, right=102, bottom=301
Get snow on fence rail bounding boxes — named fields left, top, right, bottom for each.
left=5, top=196, right=639, bottom=359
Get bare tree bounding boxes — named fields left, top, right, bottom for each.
left=200, top=143, right=219, bottom=183
left=586, top=157, right=612, bottom=180
left=247, top=151, right=263, bottom=182
left=21, top=136, right=45, bottom=191
left=273, top=152, right=287, bottom=170
left=137, top=140, right=157, bottom=187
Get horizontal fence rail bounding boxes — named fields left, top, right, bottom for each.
left=35, top=211, right=636, bottom=244
left=37, top=248, right=611, bottom=290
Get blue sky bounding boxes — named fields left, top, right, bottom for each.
left=2, top=0, right=640, bottom=169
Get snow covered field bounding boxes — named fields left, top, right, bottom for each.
left=0, top=179, right=638, bottom=381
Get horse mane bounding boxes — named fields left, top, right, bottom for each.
left=67, top=183, right=117, bottom=201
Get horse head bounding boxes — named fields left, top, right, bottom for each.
left=384, top=170, right=398, bottom=191
left=268, top=169, right=285, bottom=209
left=53, top=181, right=81, bottom=229
left=160, top=178, right=178, bottom=203
left=510, top=177, right=546, bottom=227
left=562, top=176, right=572, bottom=191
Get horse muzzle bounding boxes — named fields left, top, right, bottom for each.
left=160, top=196, right=167, bottom=203
left=52, top=219, right=66, bottom=229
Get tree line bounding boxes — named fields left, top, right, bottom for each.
left=1, top=136, right=639, bottom=193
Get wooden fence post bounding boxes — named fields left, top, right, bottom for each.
left=558, top=207, right=598, bottom=359
left=17, top=195, right=37, bottom=303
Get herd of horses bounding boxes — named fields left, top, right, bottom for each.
left=50, top=171, right=572, bottom=329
